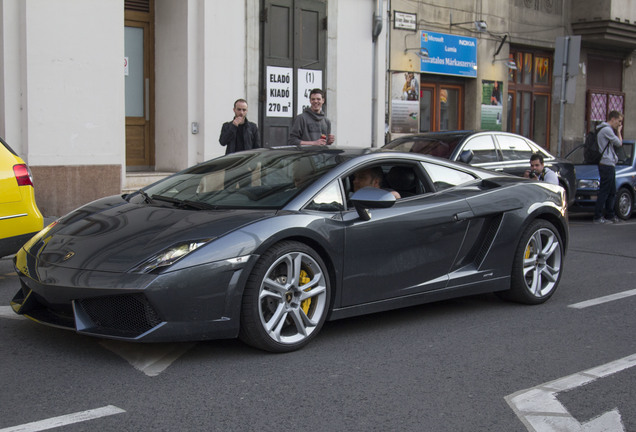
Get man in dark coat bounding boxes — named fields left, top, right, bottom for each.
left=219, top=99, right=260, bottom=154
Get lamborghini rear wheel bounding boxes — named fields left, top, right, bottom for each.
left=239, top=241, right=330, bottom=352
left=505, top=219, right=563, bottom=304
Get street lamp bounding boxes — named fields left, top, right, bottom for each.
left=404, top=47, right=429, bottom=60
left=449, top=13, right=488, bottom=33
left=492, top=58, right=518, bottom=70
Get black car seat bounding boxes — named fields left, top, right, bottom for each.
left=386, top=166, right=417, bottom=197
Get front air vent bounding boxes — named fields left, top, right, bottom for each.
left=76, top=293, right=162, bottom=336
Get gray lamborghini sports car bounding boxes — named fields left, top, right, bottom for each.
left=11, top=147, right=568, bottom=352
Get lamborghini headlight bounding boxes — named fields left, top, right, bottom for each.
left=132, top=240, right=211, bottom=273
left=577, top=179, right=599, bottom=190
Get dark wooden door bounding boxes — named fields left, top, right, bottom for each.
left=261, top=0, right=327, bottom=147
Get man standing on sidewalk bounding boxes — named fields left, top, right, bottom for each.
left=593, top=110, right=623, bottom=224
left=288, top=88, right=334, bottom=146
left=219, top=99, right=260, bottom=154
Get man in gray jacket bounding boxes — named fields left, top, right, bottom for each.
left=288, top=88, right=335, bottom=146
left=593, top=110, right=623, bottom=224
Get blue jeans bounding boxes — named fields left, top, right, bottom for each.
left=594, top=164, right=616, bottom=219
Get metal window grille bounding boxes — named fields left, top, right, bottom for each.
left=587, top=91, right=624, bottom=126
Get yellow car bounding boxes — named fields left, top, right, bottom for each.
left=1, top=137, right=43, bottom=257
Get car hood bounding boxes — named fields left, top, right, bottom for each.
left=29, top=199, right=275, bottom=272
left=575, top=164, right=633, bottom=181
left=574, top=164, right=599, bottom=180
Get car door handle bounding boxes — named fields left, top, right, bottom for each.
left=454, top=210, right=475, bottom=221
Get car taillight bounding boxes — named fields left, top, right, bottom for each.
left=13, top=164, right=34, bottom=187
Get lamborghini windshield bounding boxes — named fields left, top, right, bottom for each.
left=137, top=148, right=352, bottom=209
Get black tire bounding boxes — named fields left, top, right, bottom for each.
left=239, top=241, right=331, bottom=352
left=500, top=219, right=563, bottom=304
left=614, top=187, right=633, bottom=220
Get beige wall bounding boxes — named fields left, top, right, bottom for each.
left=32, top=165, right=121, bottom=217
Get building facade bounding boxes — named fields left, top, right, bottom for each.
left=1, top=0, right=386, bottom=215
left=387, top=0, right=636, bottom=158
left=1, top=0, right=635, bottom=216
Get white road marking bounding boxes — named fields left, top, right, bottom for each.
left=505, top=353, right=636, bottom=432
left=0, top=405, right=125, bottom=432
left=568, top=288, right=636, bottom=309
left=100, top=340, right=196, bottom=377
left=0, top=306, right=24, bottom=320
left=1, top=306, right=192, bottom=376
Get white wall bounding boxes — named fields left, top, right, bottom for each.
left=19, top=0, right=124, bottom=167
left=155, top=0, right=189, bottom=171
left=329, top=0, right=384, bottom=148
left=203, top=0, right=250, bottom=161
left=0, top=0, right=25, bottom=155
left=156, top=0, right=257, bottom=167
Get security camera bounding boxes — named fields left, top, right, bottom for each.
left=474, top=20, right=488, bottom=32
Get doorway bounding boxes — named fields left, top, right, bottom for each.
left=419, top=82, right=463, bottom=132
left=125, top=4, right=155, bottom=171
left=260, top=0, right=327, bottom=147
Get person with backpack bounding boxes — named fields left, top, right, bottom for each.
left=593, top=110, right=624, bottom=224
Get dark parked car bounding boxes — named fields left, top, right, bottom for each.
left=383, top=131, right=576, bottom=205
left=566, top=140, right=636, bottom=219
left=11, top=146, right=568, bottom=352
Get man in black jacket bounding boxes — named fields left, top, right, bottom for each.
left=219, top=99, right=260, bottom=154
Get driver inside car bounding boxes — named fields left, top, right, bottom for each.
left=352, top=167, right=401, bottom=199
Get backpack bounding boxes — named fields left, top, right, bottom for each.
left=583, top=125, right=610, bottom=164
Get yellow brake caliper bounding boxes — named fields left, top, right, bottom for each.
left=525, top=243, right=533, bottom=259
left=299, top=270, right=312, bottom=314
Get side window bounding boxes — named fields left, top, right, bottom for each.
left=421, top=162, right=476, bottom=191
left=305, top=181, right=344, bottom=212
left=497, top=136, right=534, bottom=162
left=462, top=135, right=498, bottom=164
left=412, top=139, right=452, bottom=158
left=347, top=164, right=426, bottom=200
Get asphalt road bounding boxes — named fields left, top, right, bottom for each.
left=0, top=214, right=634, bottom=431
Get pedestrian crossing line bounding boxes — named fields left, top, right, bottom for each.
left=0, top=405, right=126, bottom=432
left=568, top=288, right=636, bottom=309
left=506, top=353, right=636, bottom=432
left=100, top=340, right=196, bottom=377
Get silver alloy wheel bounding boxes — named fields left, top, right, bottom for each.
left=258, top=251, right=328, bottom=345
left=522, top=227, right=562, bottom=297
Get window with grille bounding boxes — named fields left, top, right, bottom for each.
left=586, top=55, right=624, bottom=132
left=587, top=91, right=624, bottom=130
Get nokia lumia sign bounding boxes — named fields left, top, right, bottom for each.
left=420, top=31, right=477, bottom=78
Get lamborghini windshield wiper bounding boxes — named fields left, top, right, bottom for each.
left=138, top=190, right=154, bottom=204
left=151, top=195, right=215, bottom=210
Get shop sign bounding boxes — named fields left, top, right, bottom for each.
left=266, top=66, right=293, bottom=118
left=420, top=31, right=477, bottom=78
left=297, top=69, right=323, bottom=115
left=394, top=11, right=417, bottom=30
